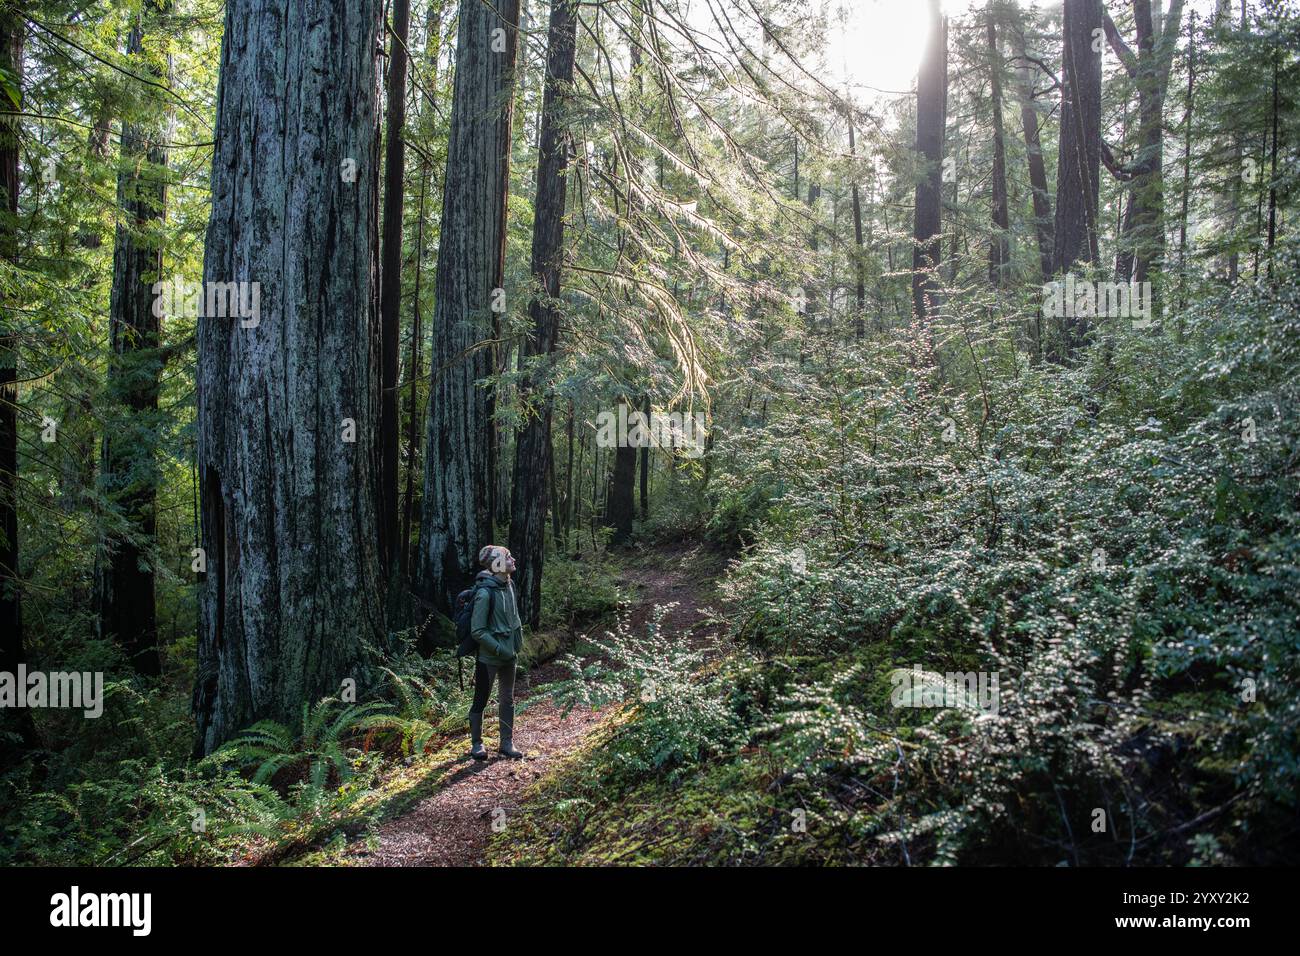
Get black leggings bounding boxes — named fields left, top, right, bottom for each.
left=469, top=660, right=516, bottom=737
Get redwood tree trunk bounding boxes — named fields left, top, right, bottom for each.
left=1052, top=0, right=1103, bottom=277
left=508, top=0, right=577, bottom=629
left=987, top=16, right=1011, bottom=286
left=416, top=0, right=520, bottom=613
left=605, top=441, right=636, bottom=546
left=96, top=11, right=168, bottom=676
left=379, top=0, right=411, bottom=582
left=1052, top=0, right=1103, bottom=357
left=0, top=2, right=35, bottom=758
left=193, top=0, right=386, bottom=754
left=1014, top=28, right=1054, bottom=280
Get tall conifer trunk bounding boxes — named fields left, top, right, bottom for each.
left=193, top=0, right=386, bottom=754
left=508, top=0, right=577, bottom=629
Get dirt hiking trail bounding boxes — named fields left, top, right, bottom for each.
left=346, top=542, right=724, bottom=867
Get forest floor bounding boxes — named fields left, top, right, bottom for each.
left=299, top=541, right=728, bottom=867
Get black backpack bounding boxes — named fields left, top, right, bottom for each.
left=452, top=581, right=495, bottom=686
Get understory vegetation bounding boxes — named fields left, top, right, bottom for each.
left=490, top=256, right=1300, bottom=866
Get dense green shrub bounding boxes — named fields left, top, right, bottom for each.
left=539, top=551, right=626, bottom=632
left=546, top=603, right=743, bottom=781
left=684, top=247, right=1300, bottom=864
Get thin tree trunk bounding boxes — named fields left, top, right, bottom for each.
left=193, top=0, right=386, bottom=754
left=590, top=441, right=600, bottom=551
left=912, top=0, right=946, bottom=323
left=1266, top=48, right=1278, bottom=276
left=401, top=1, right=443, bottom=581
left=849, top=124, right=866, bottom=335
left=400, top=162, right=428, bottom=581
left=564, top=401, right=575, bottom=551
left=1177, top=11, right=1195, bottom=307
left=549, top=440, right=562, bottom=545
left=639, top=394, right=650, bottom=519
left=987, top=14, right=1011, bottom=286
left=96, top=6, right=170, bottom=676
left=417, top=0, right=520, bottom=612
left=379, top=0, right=411, bottom=582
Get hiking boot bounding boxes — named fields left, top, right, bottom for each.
left=498, top=739, right=524, bottom=759
left=469, top=713, right=488, bottom=761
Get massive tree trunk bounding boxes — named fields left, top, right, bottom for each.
left=193, top=0, right=386, bottom=754
left=0, top=3, right=36, bottom=758
left=508, top=0, right=577, bottom=629
left=1050, top=0, right=1103, bottom=359
left=1053, top=0, right=1103, bottom=281
left=911, top=0, right=946, bottom=323
left=416, top=0, right=520, bottom=613
left=96, top=10, right=169, bottom=676
left=987, top=15, right=1011, bottom=286
left=379, top=0, right=411, bottom=582
left=1014, top=27, right=1054, bottom=280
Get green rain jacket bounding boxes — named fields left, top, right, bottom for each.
left=470, top=571, right=524, bottom=666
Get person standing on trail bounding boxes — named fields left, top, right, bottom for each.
left=468, top=545, right=525, bottom=760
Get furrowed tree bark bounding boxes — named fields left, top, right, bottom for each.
left=987, top=14, right=1011, bottom=286
left=416, top=0, right=520, bottom=613
left=193, top=0, right=386, bottom=754
left=96, top=8, right=169, bottom=677
left=1014, top=27, right=1054, bottom=280
left=1053, top=0, right=1102, bottom=275
left=0, top=1, right=36, bottom=758
left=1052, top=0, right=1103, bottom=355
left=508, top=0, right=577, bottom=628
left=379, top=0, right=411, bottom=583
left=912, top=0, right=946, bottom=323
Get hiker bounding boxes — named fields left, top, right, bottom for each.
left=467, top=545, right=525, bottom=761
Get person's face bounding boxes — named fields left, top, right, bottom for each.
left=489, top=548, right=516, bottom=575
